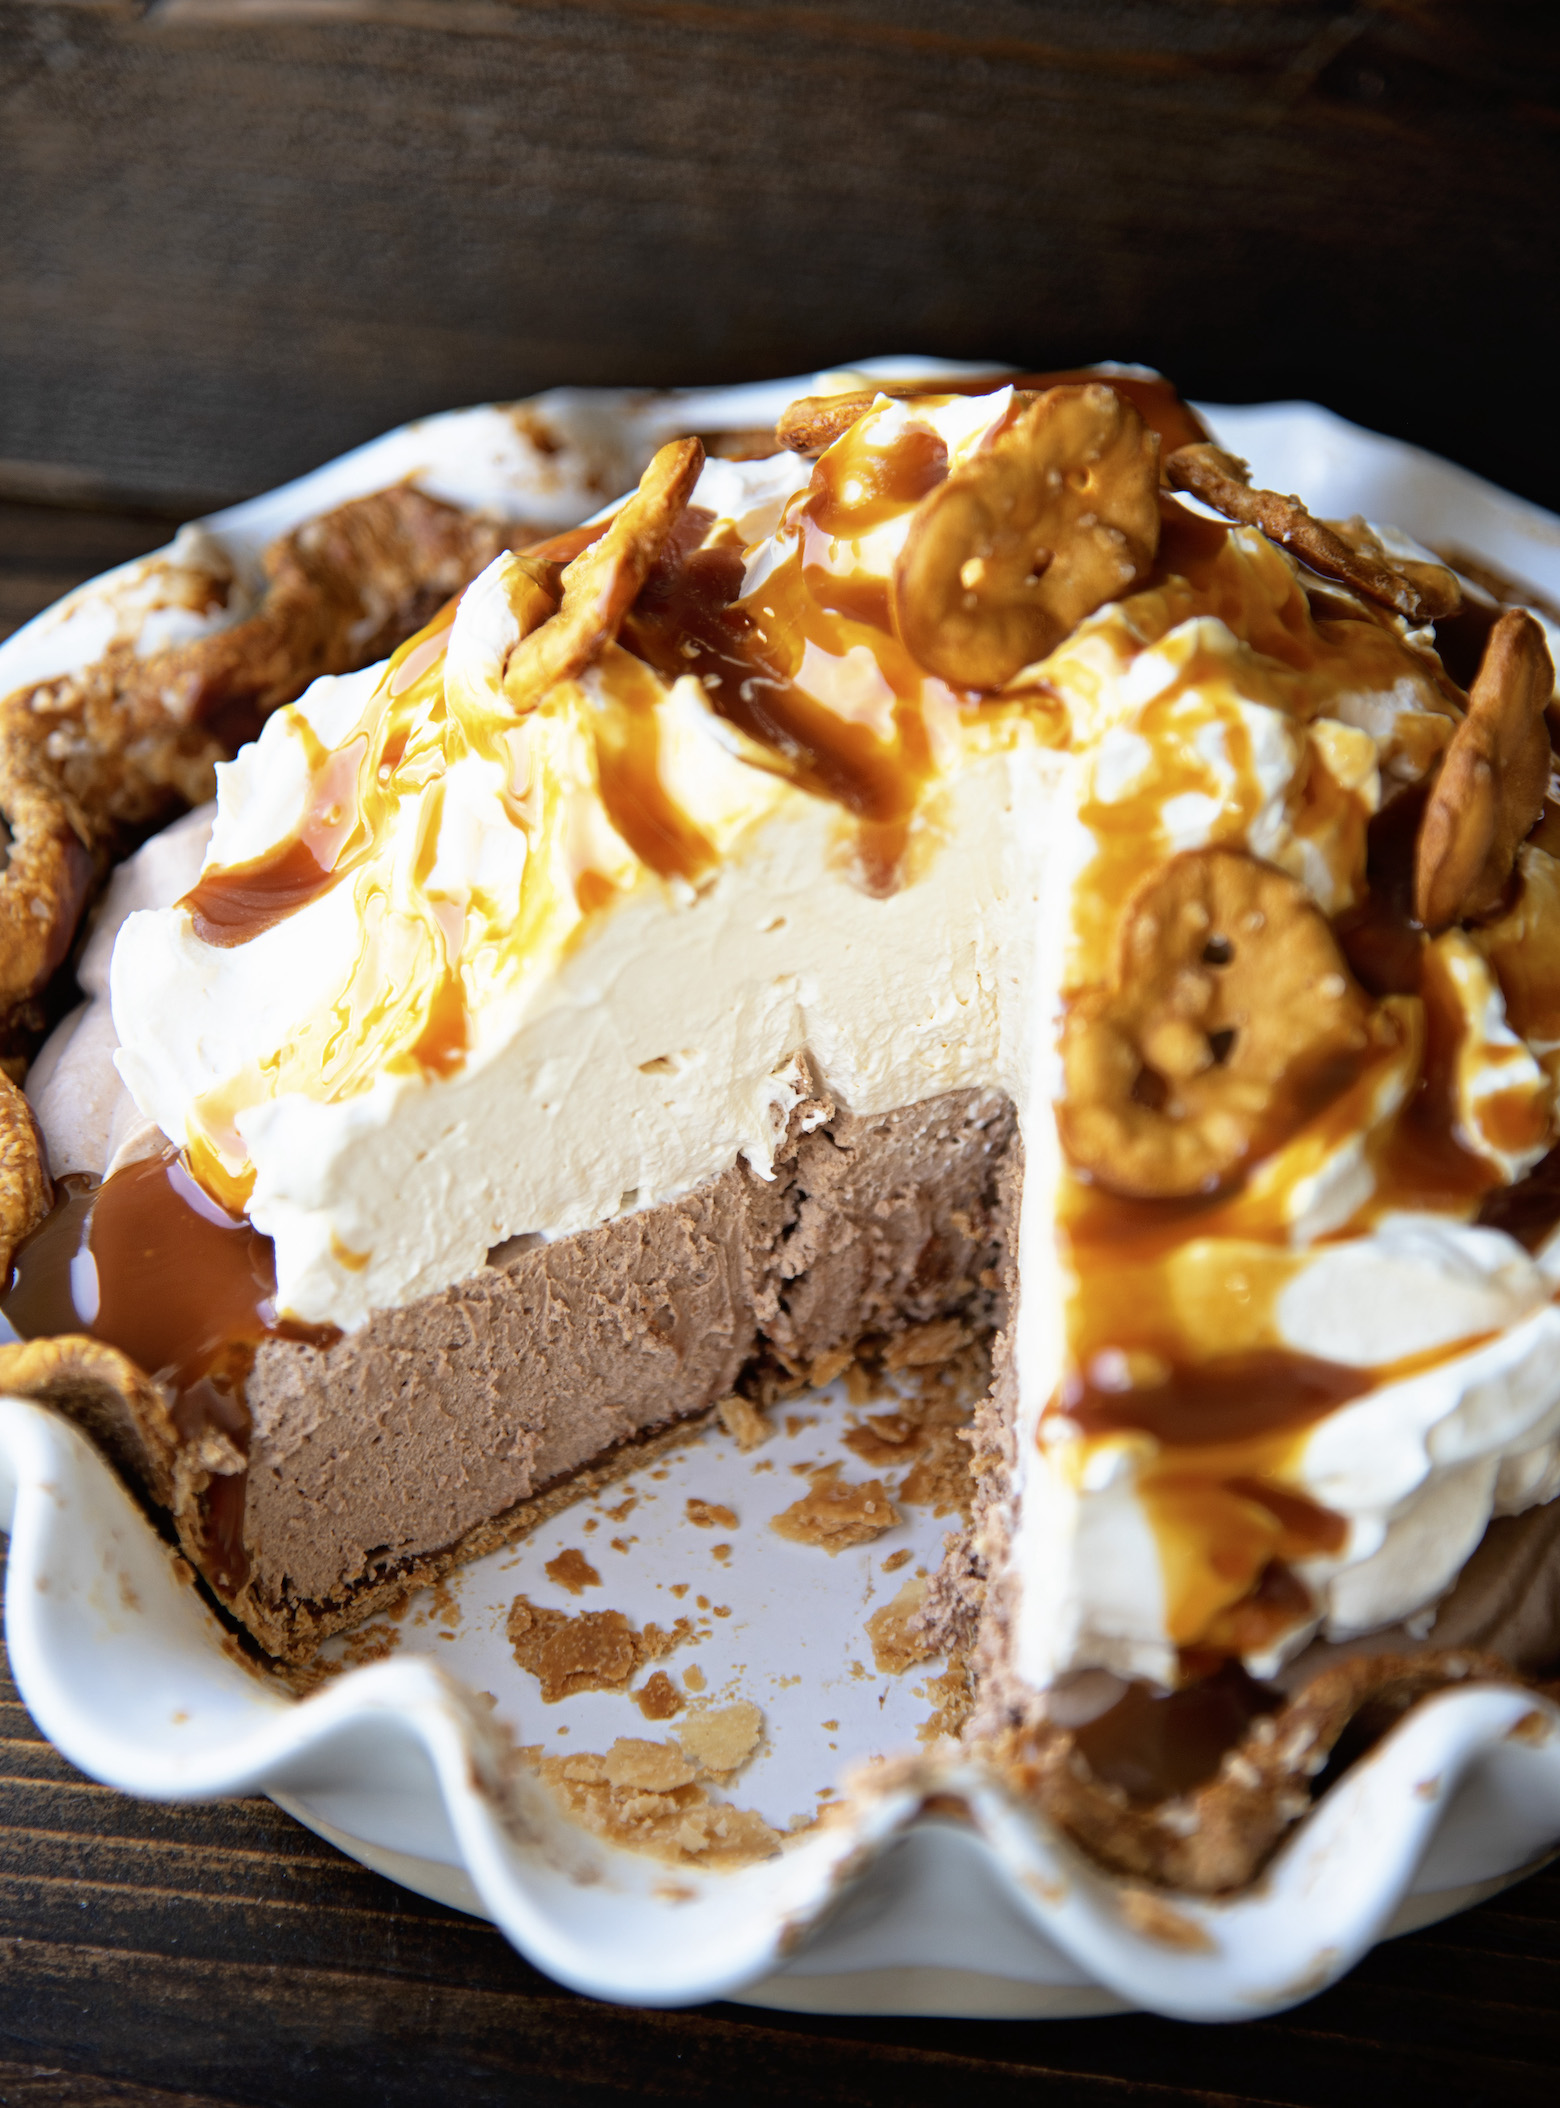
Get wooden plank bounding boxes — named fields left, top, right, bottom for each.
left=0, top=500, right=173, bottom=644
left=2, top=3, right=1558, bottom=513
left=0, top=2063, right=242, bottom=2108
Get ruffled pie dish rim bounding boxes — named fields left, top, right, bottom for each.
left=5, top=1395, right=1560, bottom=2020
left=4, top=372, right=1560, bottom=2016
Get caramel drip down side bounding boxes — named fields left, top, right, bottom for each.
left=1, top=1151, right=337, bottom=1595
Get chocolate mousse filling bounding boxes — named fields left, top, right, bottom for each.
left=1, top=1080, right=1015, bottom=1660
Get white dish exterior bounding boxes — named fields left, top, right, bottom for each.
left=4, top=366, right=1560, bottom=2019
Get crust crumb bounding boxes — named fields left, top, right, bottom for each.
left=528, top=1728, right=781, bottom=1867
left=841, top=1382, right=977, bottom=1521
left=337, top=1621, right=402, bottom=1669
left=635, top=1670, right=684, bottom=1721
left=882, top=1318, right=970, bottom=1371
left=685, top=1498, right=738, bottom=1530
left=544, top=1548, right=602, bottom=1596
left=506, top=1595, right=693, bottom=1701
left=807, top=1345, right=854, bottom=1387
left=867, top=1579, right=934, bottom=1674
left=843, top=1411, right=916, bottom=1464
left=917, top=1650, right=976, bottom=1743
left=1118, top=1887, right=1216, bottom=1954
left=716, top=1394, right=770, bottom=1450
left=882, top=1548, right=913, bottom=1574
left=770, top=1465, right=901, bottom=1553
left=603, top=1737, right=697, bottom=1792
left=678, top=1699, right=764, bottom=1776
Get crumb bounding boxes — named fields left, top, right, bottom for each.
left=697, top=1594, right=710, bottom=1610
left=849, top=1659, right=869, bottom=1680
left=684, top=1664, right=707, bottom=1693
left=917, top=1650, right=974, bottom=1742
left=686, top=1498, right=738, bottom=1530
left=610, top=1536, right=636, bottom=1554
left=883, top=1318, right=969, bottom=1371
left=605, top=1738, right=697, bottom=1791
left=712, top=1544, right=732, bottom=1565
left=867, top=1578, right=934, bottom=1674
left=649, top=1468, right=670, bottom=1480
left=717, top=1394, right=771, bottom=1451
left=713, top=1605, right=732, bottom=1618
left=544, top=1548, right=602, bottom=1596
left=774, top=1674, right=800, bottom=1691
left=771, top=1464, right=901, bottom=1553
left=507, top=1596, right=693, bottom=1702
left=669, top=1583, right=689, bottom=1599
left=882, top=1548, right=913, bottom=1574
left=338, top=1621, right=402, bottom=1668
left=427, top=1578, right=461, bottom=1629
left=820, top=1719, right=838, bottom=1731
left=844, top=1362, right=876, bottom=1407
left=678, top=1700, right=764, bottom=1776
left=583, top=1517, right=599, bottom=1533
left=807, top=1345, right=854, bottom=1387
left=897, top=1426, right=974, bottom=1517
left=1117, top=1887, right=1215, bottom=1953
left=635, top=1670, right=684, bottom=1721
left=528, top=1735, right=780, bottom=1869
left=783, top=1413, right=819, bottom=1438
left=751, top=1458, right=774, bottom=1473
left=843, top=1411, right=917, bottom=1466
left=603, top=1495, right=638, bottom=1523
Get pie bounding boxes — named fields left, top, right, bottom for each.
left=5, top=367, right=1560, bottom=1893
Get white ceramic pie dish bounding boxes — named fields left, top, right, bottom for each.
left=4, top=364, right=1560, bottom=2021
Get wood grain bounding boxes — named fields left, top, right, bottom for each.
left=3, top=3, right=1559, bottom=514
left=0, top=502, right=176, bottom=647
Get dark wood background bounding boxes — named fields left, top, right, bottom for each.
left=4, top=1, right=1560, bottom=517
left=8, top=3, right=1560, bottom=2098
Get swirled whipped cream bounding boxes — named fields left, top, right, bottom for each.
left=109, top=377, right=1560, bottom=1689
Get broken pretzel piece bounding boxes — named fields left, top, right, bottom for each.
left=777, top=384, right=941, bottom=458
left=1060, top=848, right=1378, bottom=1198
left=504, top=437, right=705, bottom=709
left=892, top=384, right=1161, bottom=691
left=1166, top=442, right=1460, bottom=625
left=1415, top=606, right=1555, bottom=931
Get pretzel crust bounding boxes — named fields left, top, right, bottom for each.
left=0, top=488, right=516, bottom=1072
left=996, top=1647, right=1530, bottom=1895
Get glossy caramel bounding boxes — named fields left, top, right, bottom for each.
left=2, top=1152, right=335, bottom=1593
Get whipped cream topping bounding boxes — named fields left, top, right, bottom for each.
left=105, top=379, right=1560, bottom=1691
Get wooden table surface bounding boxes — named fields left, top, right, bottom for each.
left=5, top=503, right=1560, bottom=2104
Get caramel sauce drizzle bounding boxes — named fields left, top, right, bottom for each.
left=1, top=1151, right=336, bottom=1594
left=1045, top=527, right=1551, bottom=1672
left=1071, top=1660, right=1281, bottom=1804
left=622, top=468, right=956, bottom=893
